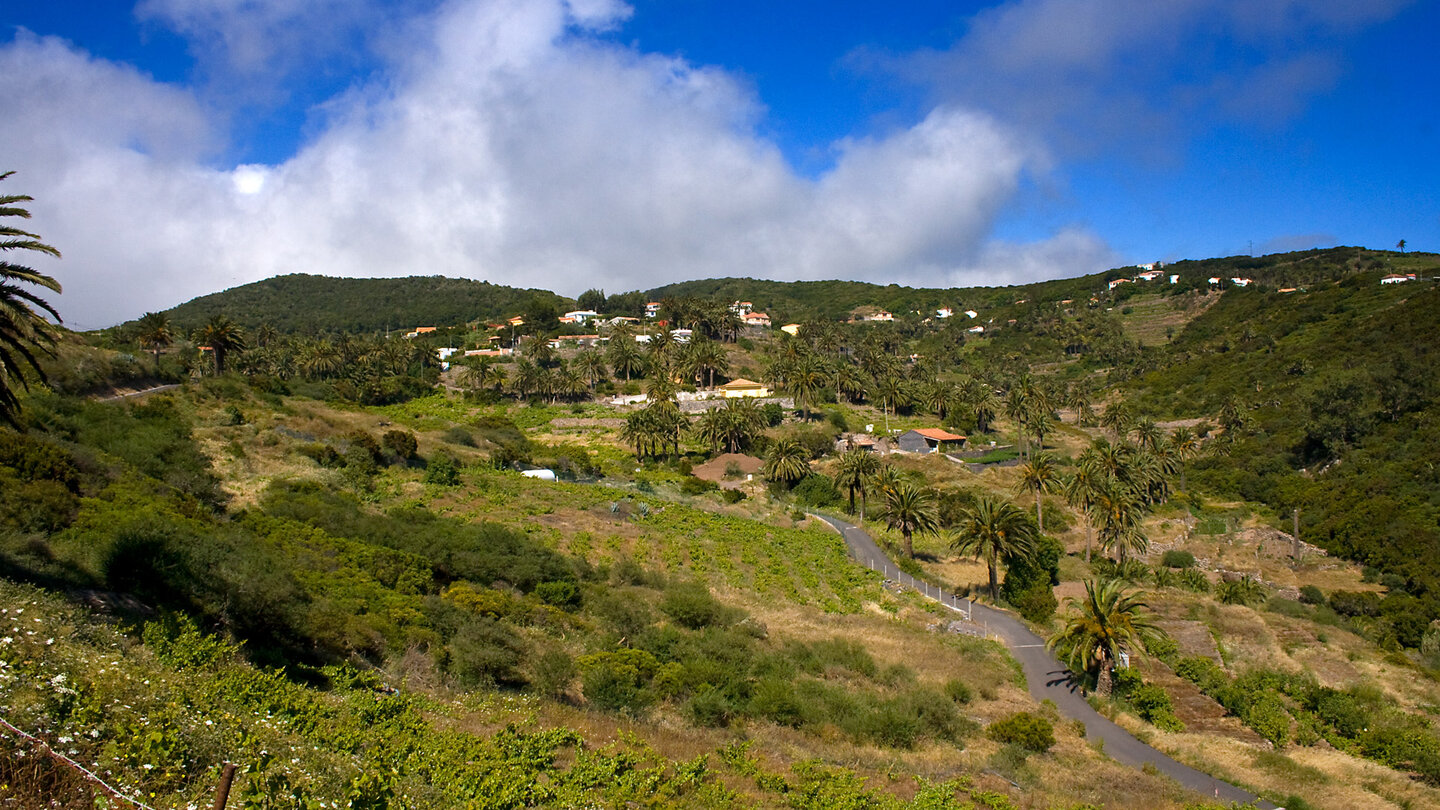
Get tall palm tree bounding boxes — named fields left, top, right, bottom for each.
left=834, top=363, right=867, bottom=404
left=763, top=437, right=810, bottom=487
left=135, top=311, right=173, bottom=372
left=575, top=349, right=608, bottom=389
left=835, top=448, right=880, bottom=518
left=607, top=335, right=645, bottom=382
left=1063, top=465, right=1104, bottom=563
left=194, top=315, right=247, bottom=376
left=1100, top=402, right=1132, bottom=440
left=1048, top=579, right=1165, bottom=697
left=0, top=172, right=63, bottom=425
left=1015, top=452, right=1061, bottom=533
left=716, top=398, right=764, bottom=453
left=1168, top=427, right=1200, bottom=493
left=881, top=480, right=939, bottom=560
left=951, top=495, right=1037, bottom=600
left=1093, top=481, right=1147, bottom=564
left=872, top=373, right=907, bottom=435
left=788, top=353, right=828, bottom=420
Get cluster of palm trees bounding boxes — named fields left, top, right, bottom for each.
left=0, top=172, right=63, bottom=426
left=131, top=311, right=444, bottom=397
left=1063, top=420, right=1201, bottom=564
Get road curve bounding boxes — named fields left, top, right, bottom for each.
left=811, top=513, right=1277, bottom=810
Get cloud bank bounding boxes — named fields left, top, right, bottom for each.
left=4, top=0, right=1119, bottom=328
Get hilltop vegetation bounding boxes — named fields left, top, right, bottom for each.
left=156, top=274, right=568, bottom=335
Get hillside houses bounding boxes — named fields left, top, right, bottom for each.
left=1381, top=273, right=1416, bottom=284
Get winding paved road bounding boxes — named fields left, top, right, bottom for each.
left=811, top=513, right=1277, bottom=810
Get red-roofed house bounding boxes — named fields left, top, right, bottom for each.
left=897, top=428, right=966, bottom=454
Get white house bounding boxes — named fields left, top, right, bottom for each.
left=742, top=311, right=772, bottom=327
left=863, top=310, right=894, bottom=322
left=645, top=302, right=662, bottom=318
left=936, top=307, right=953, bottom=318
left=669, top=328, right=693, bottom=343
left=1208, top=276, right=1222, bottom=285
left=1381, top=273, right=1416, bottom=284
left=729, top=300, right=754, bottom=315
left=1136, top=270, right=1164, bottom=281
left=967, top=325, right=985, bottom=334
left=1230, top=277, right=1253, bottom=287
left=560, top=310, right=599, bottom=325
left=964, top=309, right=978, bottom=319
left=1169, top=274, right=1180, bottom=284
left=1108, top=278, right=1132, bottom=290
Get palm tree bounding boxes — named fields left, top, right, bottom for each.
left=880, top=480, right=939, bottom=560
left=1100, top=402, right=1132, bottom=440
left=872, top=373, right=907, bottom=435
left=788, top=353, right=829, bottom=420
left=763, top=437, right=810, bottom=487
left=621, top=408, right=663, bottom=461
left=575, top=349, right=608, bottom=389
left=1093, top=481, right=1147, bottom=564
left=834, top=363, right=867, bottom=404
left=0, top=172, right=63, bottom=425
left=1015, top=452, right=1061, bottom=533
left=607, top=336, right=645, bottom=382
left=951, top=494, right=1037, bottom=600
left=134, top=311, right=173, bottom=372
left=716, top=398, right=763, bottom=453
left=1169, top=427, right=1200, bottom=493
left=1063, top=465, right=1103, bottom=563
left=1048, top=579, right=1165, bottom=697
left=194, top=315, right=247, bottom=376
left=835, top=448, right=880, bottom=518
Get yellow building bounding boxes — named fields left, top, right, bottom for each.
left=720, top=378, right=770, bottom=398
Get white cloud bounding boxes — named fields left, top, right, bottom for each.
left=874, top=0, right=1415, bottom=157
left=1, top=0, right=1108, bottom=329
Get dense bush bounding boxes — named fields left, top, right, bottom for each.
left=1298, top=584, right=1326, bottom=605
left=985, top=712, right=1054, bottom=752
left=382, top=429, right=418, bottom=459
left=423, top=454, right=461, bottom=486
left=1001, top=535, right=1062, bottom=622
left=660, top=581, right=732, bottom=629
left=1160, top=549, right=1196, bottom=569
left=791, top=473, right=841, bottom=507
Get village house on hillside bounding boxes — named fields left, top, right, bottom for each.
left=742, top=311, right=771, bottom=327
left=404, top=326, right=437, bottom=339
left=897, top=428, right=965, bottom=454
left=720, top=378, right=770, bottom=398
left=1381, top=273, right=1416, bottom=284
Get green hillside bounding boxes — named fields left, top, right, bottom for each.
left=158, top=274, right=568, bottom=334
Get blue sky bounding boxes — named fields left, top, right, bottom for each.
left=4, top=0, right=1436, bottom=328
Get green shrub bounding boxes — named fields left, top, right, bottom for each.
left=1216, top=576, right=1266, bottom=606
left=985, top=712, right=1054, bottom=753
left=532, top=649, right=575, bottom=699
left=660, top=581, right=731, bottom=629
left=680, top=476, right=718, bottom=495
left=533, top=579, right=581, bottom=610
left=1298, top=584, right=1325, bottom=605
left=442, top=426, right=476, bottom=447
left=943, top=678, right=974, bottom=704
left=1178, top=568, right=1211, bottom=593
left=447, top=618, right=527, bottom=687
left=721, top=488, right=746, bottom=504
left=382, top=429, right=418, bottom=460
left=423, top=454, right=461, bottom=486
left=1329, top=590, right=1381, bottom=617
left=686, top=687, right=737, bottom=727
left=1160, top=549, right=1196, bottom=569
left=792, top=473, right=841, bottom=507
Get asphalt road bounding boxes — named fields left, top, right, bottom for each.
left=811, top=513, right=1278, bottom=810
